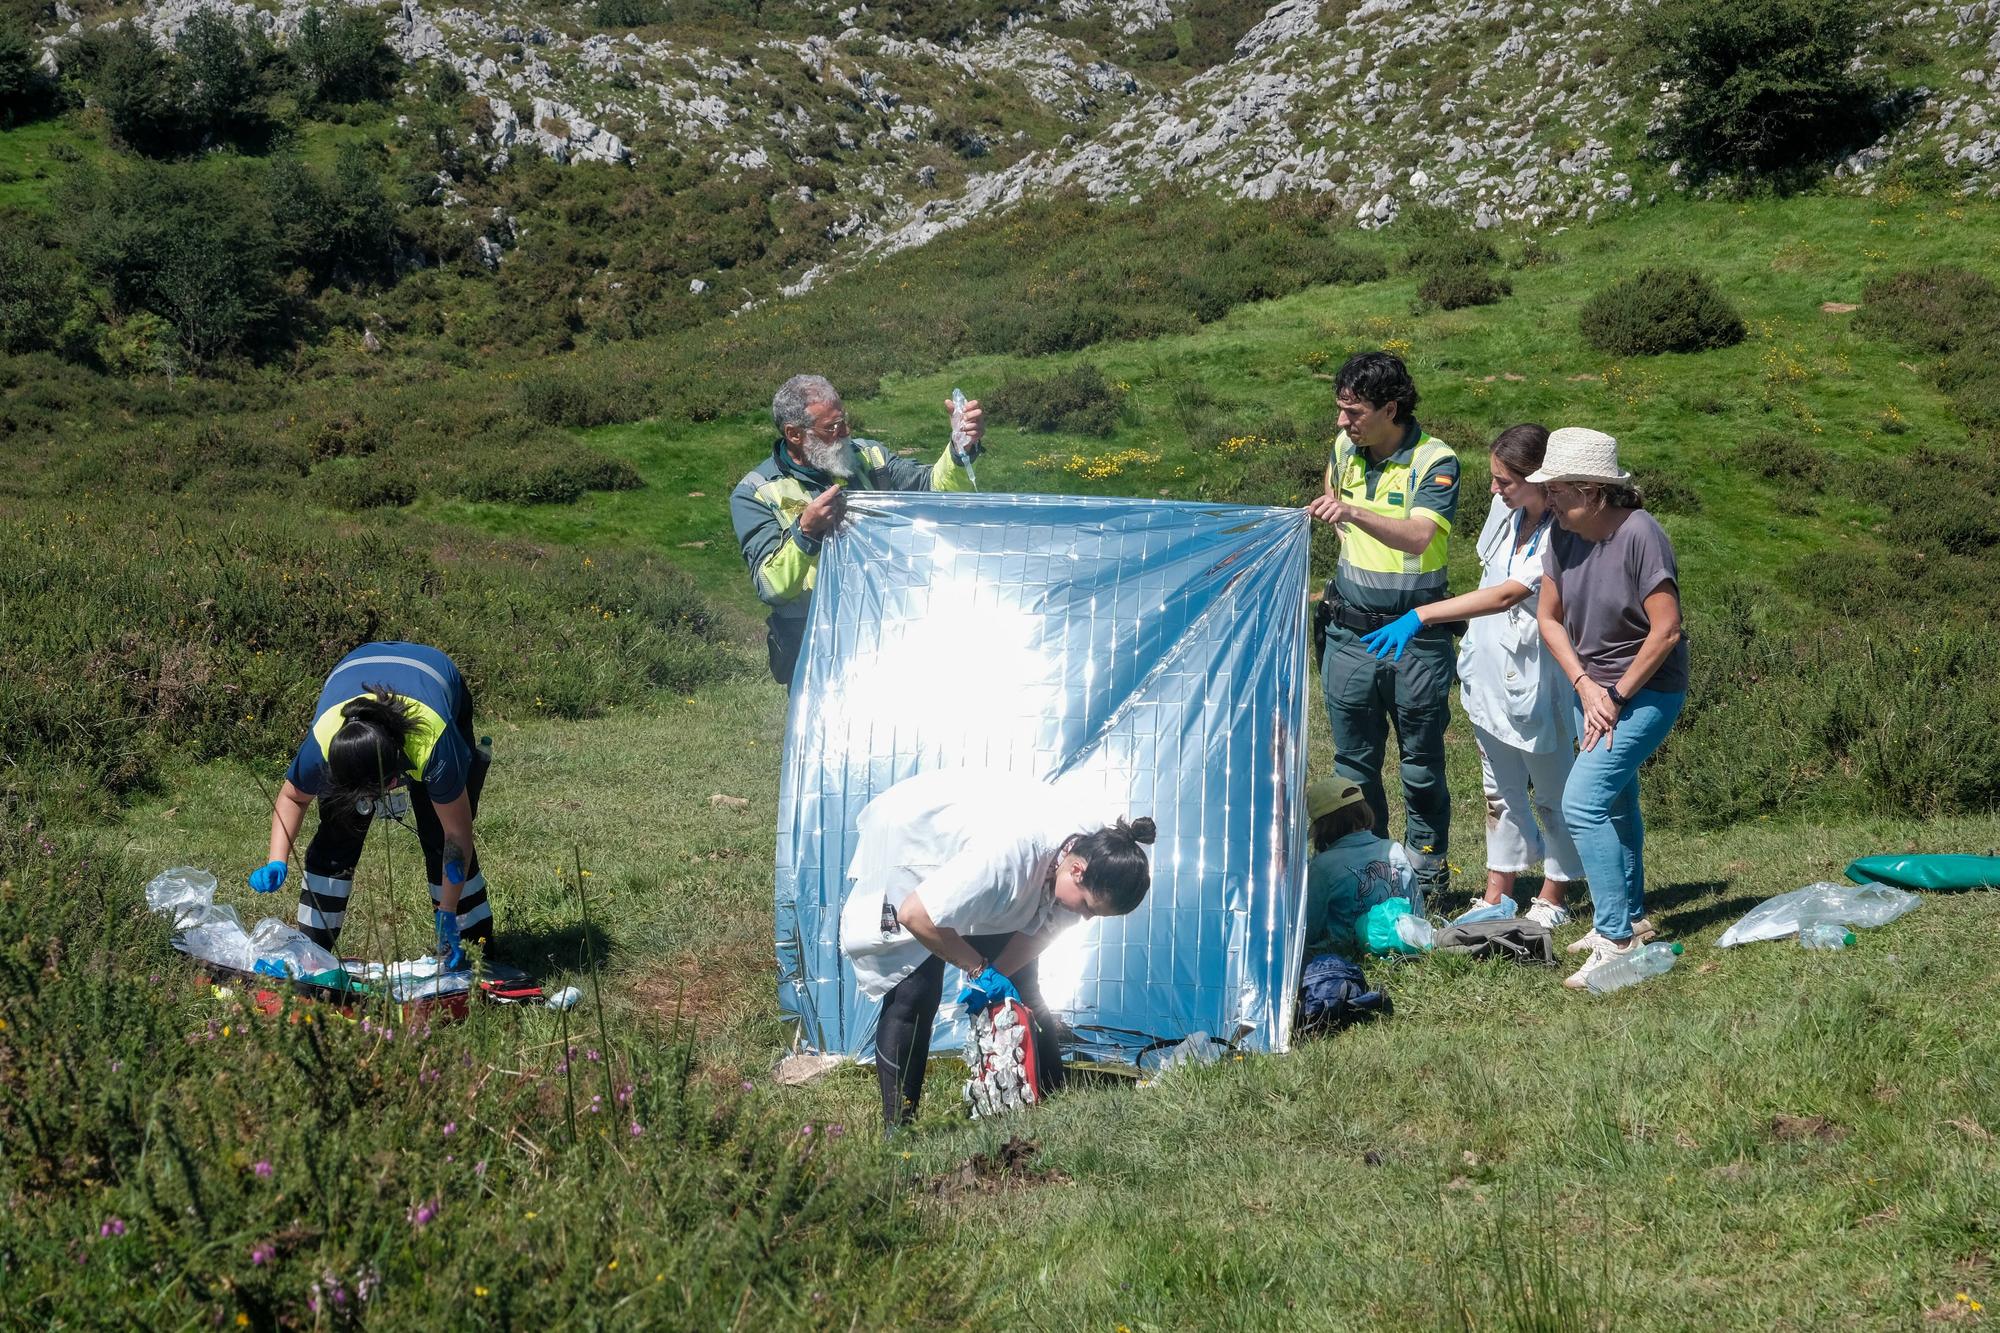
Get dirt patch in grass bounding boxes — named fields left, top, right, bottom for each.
left=924, top=1136, right=1070, bottom=1200
left=633, top=939, right=769, bottom=1031
left=1769, top=1112, right=1847, bottom=1143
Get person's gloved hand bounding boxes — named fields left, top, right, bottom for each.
left=435, top=909, right=466, bottom=972
left=248, top=860, right=288, bottom=894
left=956, top=965, right=1021, bottom=1015
left=1360, top=609, right=1425, bottom=662
left=444, top=857, right=466, bottom=890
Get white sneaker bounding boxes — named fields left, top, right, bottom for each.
left=1565, top=916, right=1656, bottom=954
left=1563, top=937, right=1639, bottom=991
left=1525, top=899, right=1571, bottom=930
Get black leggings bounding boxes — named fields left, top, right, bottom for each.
left=875, top=932, right=1067, bottom=1128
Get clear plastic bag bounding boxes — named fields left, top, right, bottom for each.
left=247, top=918, right=342, bottom=979
left=176, top=918, right=257, bottom=973
left=1717, top=881, right=1922, bottom=948
left=146, top=866, right=219, bottom=927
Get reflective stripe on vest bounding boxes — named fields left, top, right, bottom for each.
left=309, top=695, right=449, bottom=785
left=1331, top=431, right=1455, bottom=596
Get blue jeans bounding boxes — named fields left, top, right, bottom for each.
left=1563, top=688, right=1686, bottom=943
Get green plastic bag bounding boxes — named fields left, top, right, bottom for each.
left=1844, top=854, right=2000, bottom=891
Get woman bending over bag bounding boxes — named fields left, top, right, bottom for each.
left=839, top=769, right=1154, bottom=1129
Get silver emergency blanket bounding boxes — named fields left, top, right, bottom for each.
left=774, top=492, right=1312, bottom=1065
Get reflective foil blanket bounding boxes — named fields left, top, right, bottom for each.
left=775, top=492, right=1312, bottom=1065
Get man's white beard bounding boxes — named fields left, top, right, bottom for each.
left=804, top=433, right=855, bottom=479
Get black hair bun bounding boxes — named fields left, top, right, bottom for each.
left=1122, top=815, right=1157, bottom=846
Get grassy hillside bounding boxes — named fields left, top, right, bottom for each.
left=5, top=9, right=2000, bottom=1316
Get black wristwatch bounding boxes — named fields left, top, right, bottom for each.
left=1606, top=684, right=1628, bottom=708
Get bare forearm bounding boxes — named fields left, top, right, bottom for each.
left=1616, top=604, right=1683, bottom=698
left=266, top=783, right=311, bottom=864
left=1419, top=580, right=1528, bottom=625
left=1342, top=508, right=1440, bottom=555
left=1538, top=608, right=1589, bottom=688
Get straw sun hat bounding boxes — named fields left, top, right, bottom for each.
left=1525, top=427, right=1632, bottom=486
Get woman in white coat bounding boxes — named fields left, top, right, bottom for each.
left=839, top=769, right=1155, bottom=1129
left=1358, top=425, right=1583, bottom=927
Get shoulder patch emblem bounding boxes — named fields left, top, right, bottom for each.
left=1432, top=473, right=1456, bottom=487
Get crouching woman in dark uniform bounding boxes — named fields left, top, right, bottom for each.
left=248, top=642, right=492, bottom=968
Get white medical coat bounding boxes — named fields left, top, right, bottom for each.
left=839, top=769, right=1117, bottom=998
left=1456, top=503, right=1575, bottom=754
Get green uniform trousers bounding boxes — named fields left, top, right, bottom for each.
left=1320, top=623, right=1454, bottom=869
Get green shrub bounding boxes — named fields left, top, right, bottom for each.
left=452, top=439, right=643, bottom=504
left=1649, top=617, right=2000, bottom=827
left=0, top=500, right=734, bottom=820
left=1639, top=468, right=1703, bottom=515
left=1736, top=430, right=1829, bottom=490
left=517, top=363, right=654, bottom=428
left=318, top=456, right=415, bottom=509
left=987, top=363, right=1125, bottom=437
left=0, top=228, right=70, bottom=354
left=1416, top=263, right=1510, bottom=311
left=591, top=0, right=667, bottom=23
left=1579, top=267, right=1746, bottom=357
left=1859, top=267, right=2000, bottom=436
left=1643, top=0, right=1879, bottom=178
left=1402, top=230, right=1500, bottom=273
left=1858, top=267, right=2000, bottom=355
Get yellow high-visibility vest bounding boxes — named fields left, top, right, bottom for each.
left=1325, top=429, right=1456, bottom=609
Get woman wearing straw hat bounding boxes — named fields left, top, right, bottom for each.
left=1528, top=428, right=1689, bottom=990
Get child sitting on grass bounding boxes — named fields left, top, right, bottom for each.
left=1303, top=776, right=1424, bottom=955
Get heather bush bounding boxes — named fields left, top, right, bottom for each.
left=1579, top=267, right=1746, bottom=357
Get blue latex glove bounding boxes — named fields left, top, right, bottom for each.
left=435, top=909, right=466, bottom=972
left=1359, top=609, right=1425, bottom=662
left=955, top=965, right=1021, bottom=1015
left=444, top=858, right=466, bottom=889
left=248, top=860, right=288, bottom=894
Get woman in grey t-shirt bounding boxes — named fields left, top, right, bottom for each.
left=1531, top=428, right=1689, bottom=992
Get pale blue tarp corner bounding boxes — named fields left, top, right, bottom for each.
left=773, top=490, right=1313, bottom=1066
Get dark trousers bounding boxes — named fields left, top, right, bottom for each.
left=875, top=933, right=1067, bottom=1128
left=298, top=702, right=492, bottom=950
left=1321, top=623, right=1454, bottom=869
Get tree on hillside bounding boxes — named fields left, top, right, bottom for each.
left=59, top=162, right=284, bottom=367
left=290, top=5, right=396, bottom=107
left=1, top=15, right=54, bottom=125
left=1644, top=0, right=1881, bottom=180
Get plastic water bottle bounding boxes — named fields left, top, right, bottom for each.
left=1584, top=940, right=1683, bottom=994
left=1799, top=922, right=1855, bottom=950
left=950, top=387, right=979, bottom=488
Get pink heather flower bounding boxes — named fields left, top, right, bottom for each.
left=800, top=1125, right=814, bottom=1138
left=740, top=1080, right=754, bottom=1093
left=629, top=1121, right=645, bottom=1138
left=253, top=1160, right=272, bottom=1178
left=250, top=1243, right=275, bottom=1266
left=617, top=1083, right=633, bottom=1104
left=360, top=1018, right=372, bottom=1034
left=442, top=1122, right=457, bottom=1137
left=409, top=1199, right=440, bottom=1229
left=586, top=1049, right=601, bottom=1062
left=827, top=1124, right=846, bottom=1139
left=473, top=1160, right=487, bottom=1177
left=99, top=1217, right=125, bottom=1238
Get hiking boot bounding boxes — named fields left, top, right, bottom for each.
left=1563, top=936, right=1640, bottom=991
left=1525, top=899, right=1572, bottom=930
left=1414, top=864, right=1451, bottom=902
left=1565, top=916, right=1656, bottom=954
